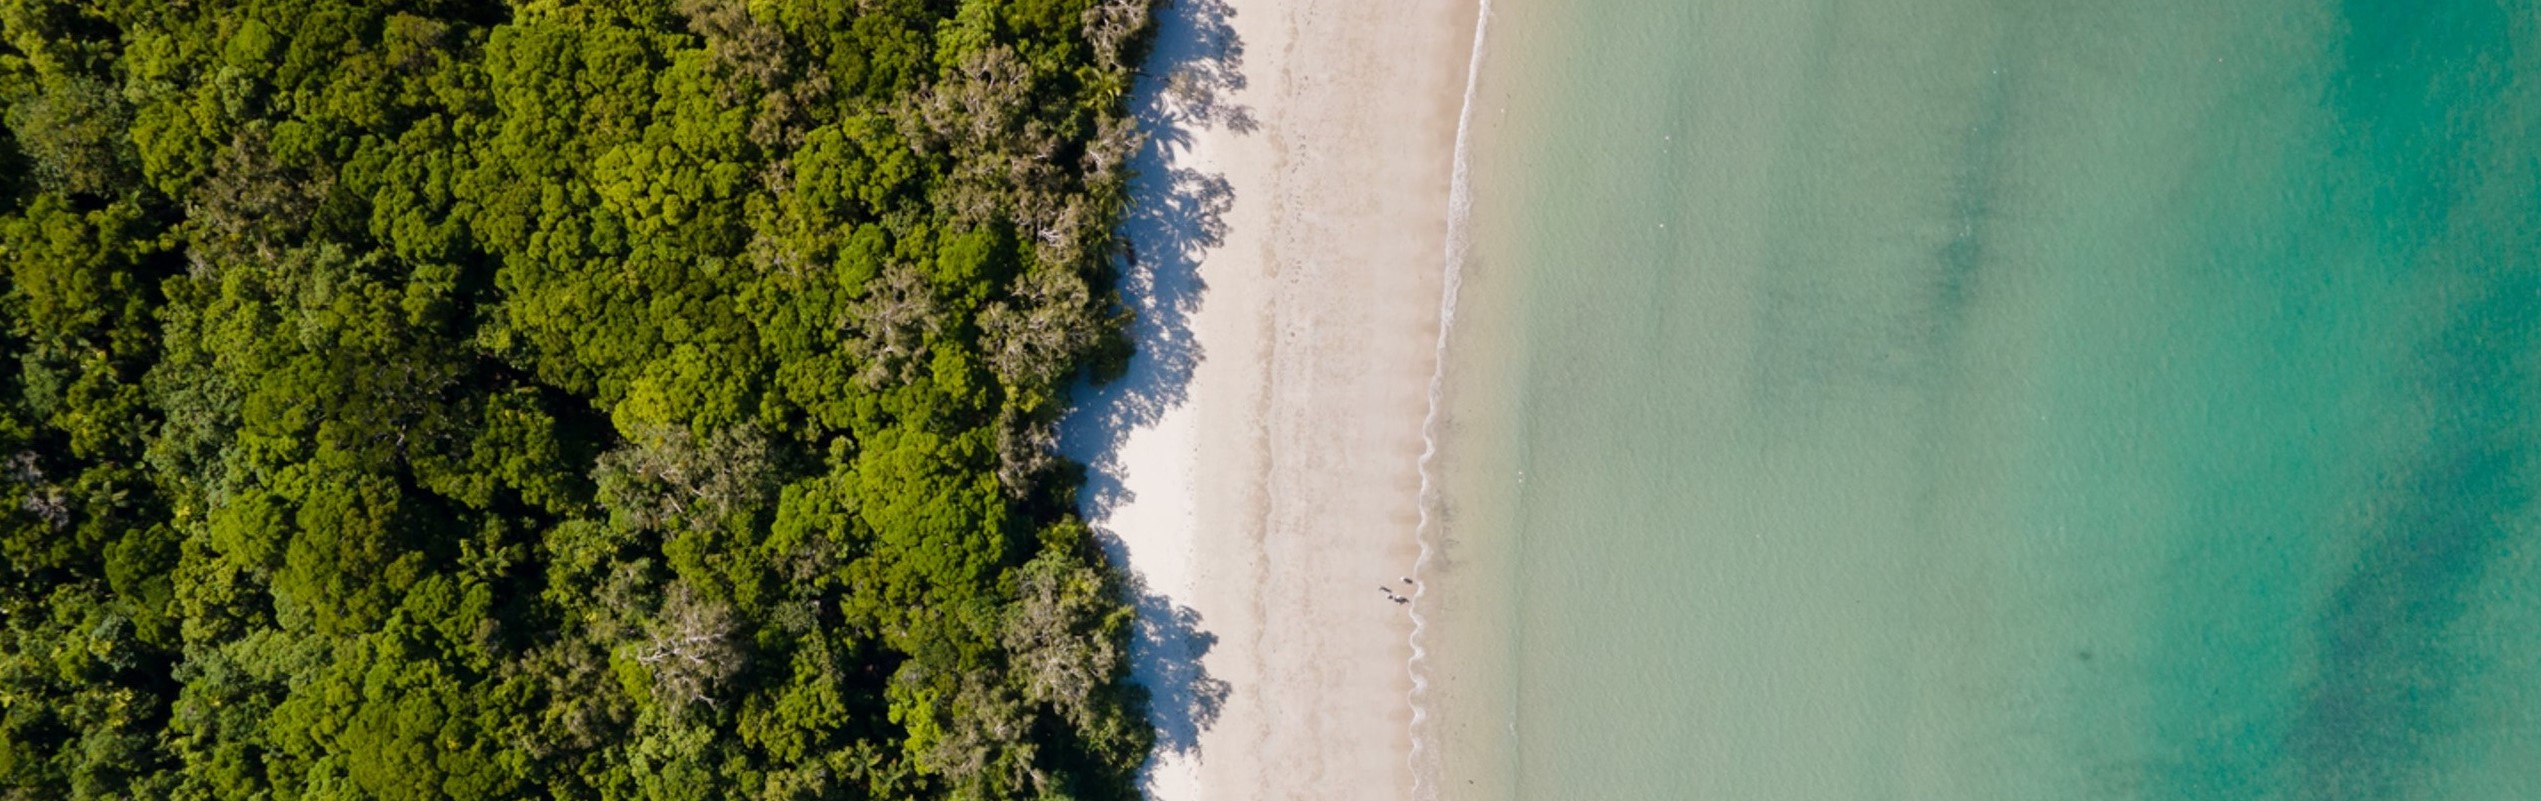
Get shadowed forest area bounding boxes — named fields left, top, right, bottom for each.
left=0, top=0, right=1166, bottom=798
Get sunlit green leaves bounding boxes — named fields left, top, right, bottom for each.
left=0, top=0, right=1155, bottom=796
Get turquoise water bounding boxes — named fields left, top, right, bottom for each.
left=1423, top=1, right=2541, bottom=798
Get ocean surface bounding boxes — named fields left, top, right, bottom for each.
left=1417, top=1, right=2541, bottom=799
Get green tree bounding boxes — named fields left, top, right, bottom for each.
left=0, top=0, right=1163, bottom=796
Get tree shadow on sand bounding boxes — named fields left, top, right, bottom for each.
left=1100, top=532, right=1233, bottom=759
left=1058, top=0, right=1252, bottom=781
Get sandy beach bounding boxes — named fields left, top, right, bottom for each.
left=1060, top=0, right=1479, bottom=798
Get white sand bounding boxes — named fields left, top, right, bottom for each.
left=1060, top=0, right=1480, bottom=798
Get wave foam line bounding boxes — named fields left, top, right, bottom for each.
left=1407, top=0, right=1494, bottom=798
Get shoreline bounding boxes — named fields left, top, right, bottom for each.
left=1407, top=0, right=1498, bottom=795
left=1061, top=0, right=1482, bottom=798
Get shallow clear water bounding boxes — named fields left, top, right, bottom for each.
left=1426, top=1, right=2541, bottom=798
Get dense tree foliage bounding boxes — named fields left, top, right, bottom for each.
left=0, top=0, right=1156, bottom=797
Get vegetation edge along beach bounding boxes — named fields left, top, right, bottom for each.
left=0, top=0, right=1163, bottom=798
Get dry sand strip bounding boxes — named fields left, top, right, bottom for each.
left=1058, top=0, right=1480, bottom=799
